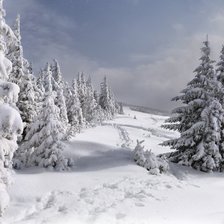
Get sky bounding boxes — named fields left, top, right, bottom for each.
left=4, top=0, right=224, bottom=111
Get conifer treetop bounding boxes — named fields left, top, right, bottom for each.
left=14, top=14, right=21, bottom=42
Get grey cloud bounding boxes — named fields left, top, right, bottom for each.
left=4, top=0, right=224, bottom=112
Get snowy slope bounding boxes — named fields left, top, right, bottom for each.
left=1, top=107, right=224, bottom=224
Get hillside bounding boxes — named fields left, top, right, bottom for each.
left=1, top=107, right=224, bottom=224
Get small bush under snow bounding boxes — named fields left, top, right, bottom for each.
left=134, top=140, right=169, bottom=175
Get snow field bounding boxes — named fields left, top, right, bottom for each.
left=1, top=107, right=224, bottom=224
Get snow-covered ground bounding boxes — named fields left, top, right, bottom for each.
left=1, top=107, right=224, bottom=224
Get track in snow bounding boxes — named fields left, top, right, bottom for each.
left=102, top=123, right=132, bottom=149
left=104, top=122, right=174, bottom=141
left=10, top=176, right=187, bottom=224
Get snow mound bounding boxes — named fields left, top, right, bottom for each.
left=0, top=80, right=20, bottom=104
left=0, top=104, right=23, bottom=139
left=0, top=51, right=12, bottom=80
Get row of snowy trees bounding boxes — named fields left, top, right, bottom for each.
left=0, top=0, right=122, bottom=215
left=9, top=24, right=120, bottom=170
left=13, top=59, right=120, bottom=170
left=162, top=40, right=224, bottom=172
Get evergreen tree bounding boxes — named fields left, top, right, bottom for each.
left=14, top=67, right=71, bottom=170
left=55, top=86, right=69, bottom=126
left=67, top=78, right=84, bottom=134
left=216, top=45, right=224, bottom=169
left=77, top=72, right=87, bottom=122
left=216, top=45, right=224, bottom=105
left=51, top=59, right=64, bottom=88
left=108, top=87, right=117, bottom=116
left=7, top=15, right=38, bottom=125
left=36, top=69, right=45, bottom=95
left=43, top=63, right=68, bottom=133
left=93, top=89, right=99, bottom=104
left=50, top=60, right=69, bottom=126
left=0, top=0, right=23, bottom=215
left=99, top=76, right=116, bottom=119
left=117, top=102, right=124, bottom=114
left=83, top=76, right=98, bottom=124
left=161, top=40, right=224, bottom=172
left=92, top=88, right=106, bottom=123
left=99, top=76, right=109, bottom=110
left=42, top=63, right=53, bottom=92
left=63, top=81, right=73, bottom=111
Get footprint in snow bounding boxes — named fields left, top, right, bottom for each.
left=189, top=184, right=200, bottom=188
left=116, top=213, right=126, bottom=219
left=79, top=188, right=88, bottom=198
left=58, top=205, right=67, bottom=213
left=103, top=183, right=118, bottom=189
left=135, top=202, right=145, bottom=207
left=165, top=184, right=172, bottom=189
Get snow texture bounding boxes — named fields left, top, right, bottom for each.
left=1, top=108, right=223, bottom=224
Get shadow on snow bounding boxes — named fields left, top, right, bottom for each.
left=66, top=141, right=134, bottom=172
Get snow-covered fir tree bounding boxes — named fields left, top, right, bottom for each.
left=51, top=59, right=64, bottom=88
left=41, top=63, right=53, bottom=92
left=108, top=87, right=117, bottom=115
left=64, top=81, right=73, bottom=113
left=67, top=78, right=84, bottom=134
left=40, top=63, right=68, bottom=134
left=117, top=102, right=124, bottom=114
left=99, top=76, right=117, bottom=119
left=99, top=76, right=110, bottom=112
left=36, top=68, right=45, bottom=95
left=161, top=40, right=224, bottom=172
left=93, top=89, right=99, bottom=104
left=77, top=73, right=87, bottom=123
left=7, top=15, right=38, bottom=126
left=83, top=76, right=99, bottom=124
left=217, top=45, right=224, bottom=88
left=14, top=66, right=71, bottom=170
left=0, top=0, right=23, bottom=215
left=215, top=45, right=224, bottom=169
left=55, top=85, right=69, bottom=126
left=50, top=64, right=68, bottom=126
